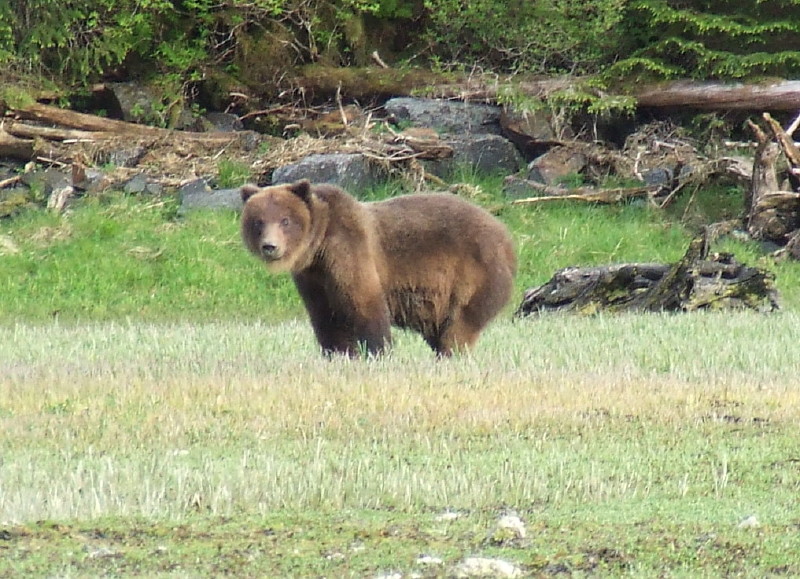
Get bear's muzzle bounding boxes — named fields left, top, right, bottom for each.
left=260, top=241, right=281, bottom=260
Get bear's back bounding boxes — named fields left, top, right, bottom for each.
left=368, top=193, right=514, bottom=266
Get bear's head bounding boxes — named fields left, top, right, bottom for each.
left=240, top=180, right=316, bottom=273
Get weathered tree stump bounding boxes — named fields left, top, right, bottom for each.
left=745, top=112, right=800, bottom=257
left=515, top=232, right=779, bottom=317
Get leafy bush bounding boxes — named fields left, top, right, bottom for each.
left=422, top=0, right=627, bottom=74
left=1, top=0, right=173, bottom=81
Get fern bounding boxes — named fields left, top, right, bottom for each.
left=610, top=0, right=800, bottom=80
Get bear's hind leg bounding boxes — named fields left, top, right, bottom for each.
left=433, top=274, right=512, bottom=356
left=431, top=316, right=482, bottom=357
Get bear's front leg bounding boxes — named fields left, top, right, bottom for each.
left=350, top=298, right=392, bottom=356
left=294, top=272, right=391, bottom=356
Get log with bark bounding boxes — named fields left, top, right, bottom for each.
left=514, top=231, right=779, bottom=318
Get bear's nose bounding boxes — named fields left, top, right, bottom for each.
left=261, top=242, right=278, bottom=256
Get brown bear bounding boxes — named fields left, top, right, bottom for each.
left=240, top=179, right=517, bottom=357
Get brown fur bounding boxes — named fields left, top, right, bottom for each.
left=241, top=180, right=517, bottom=357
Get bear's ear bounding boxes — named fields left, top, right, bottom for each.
left=241, top=184, right=261, bottom=203
left=289, top=179, right=312, bottom=203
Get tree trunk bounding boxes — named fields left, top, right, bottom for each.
left=0, top=128, right=35, bottom=160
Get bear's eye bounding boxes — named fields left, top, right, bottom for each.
left=280, top=217, right=290, bottom=227
left=253, top=218, right=264, bottom=230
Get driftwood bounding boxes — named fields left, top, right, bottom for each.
left=515, top=232, right=779, bottom=317
left=0, top=128, right=35, bottom=160
left=2, top=100, right=454, bottom=167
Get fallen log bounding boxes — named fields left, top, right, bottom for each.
left=514, top=232, right=779, bottom=317
left=287, top=67, right=800, bottom=112
left=633, top=80, right=800, bottom=111
left=7, top=102, right=256, bottom=143
left=0, top=128, right=35, bottom=160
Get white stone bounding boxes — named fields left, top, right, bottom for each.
left=452, top=556, right=523, bottom=578
left=416, top=554, right=444, bottom=566
left=435, top=510, right=463, bottom=521
left=495, top=514, right=527, bottom=539
left=737, top=515, right=760, bottom=528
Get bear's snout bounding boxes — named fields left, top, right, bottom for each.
left=261, top=241, right=280, bottom=259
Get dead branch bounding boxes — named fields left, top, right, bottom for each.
left=510, top=181, right=658, bottom=205
left=0, top=175, right=22, bottom=189
left=8, top=102, right=252, bottom=143
left=763, top=112, right=800, bottom=168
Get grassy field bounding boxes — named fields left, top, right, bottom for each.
left=2, top=182, right=800, bottom=576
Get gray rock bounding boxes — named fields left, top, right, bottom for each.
left=122, top=174, right=163, bottom=195
left=21, top=168, right=71, bottom=195
left=237, top=131, right=262, bottom=152
left=452, top=134, right=523, bottom=174
left=124, top=173, right=149, bottom=194
left=452, top=557, right=523, bottom=578
left=178, top=179, right=242, bottom=213
left=0, top=187, right=33, bottom=217
left=72, top=167, right=105, bottom=192
left=108, top=81, right=160, bottom=124
left=272, top=153, right=385, bottom=193
left=642, top=163, right=694, bottom=189
left=384, top=97, right=502, bottom=135
left=204, top=112, right=244, bottom=132
left=500, top=107, right=570, bottom=159
left=502, top=175, right=544, bottom=200
left=424, top=134, right=523, bottom=178
left=527, top=147, right=587, bottom=186
left=642, top=167, right=673, bottom=188
left=144, top=181, right=163, bottom=195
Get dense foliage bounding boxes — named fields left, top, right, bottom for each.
left=2, top=0, right=800, bottom=85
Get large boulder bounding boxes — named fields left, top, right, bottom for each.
left=384, top=97, right=502, bottom=135
left=178, top=179, right=242, bottom=213
left=425, top=134, right=523, bottom=178
left=271, top=153, right=385, bottom=193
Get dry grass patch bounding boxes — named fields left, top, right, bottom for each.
left=2, top=313, right=800, bottom=524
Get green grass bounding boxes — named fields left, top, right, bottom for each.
left=3, top=181, right=800, bottom=575
left=0, top=194, right=299, bottom=322
left=1, top=179, right=796, bottom=322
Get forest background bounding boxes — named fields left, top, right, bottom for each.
left=3, top=0, right=800, bottom=111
